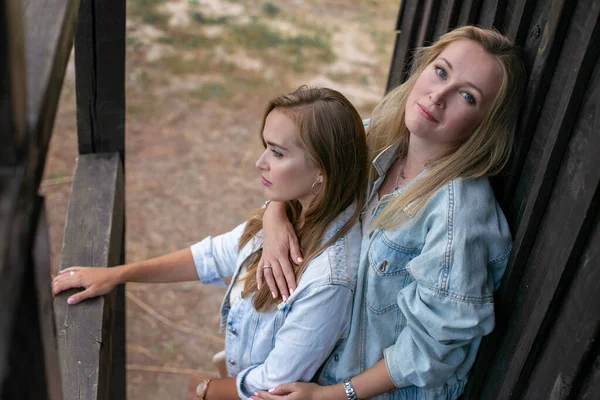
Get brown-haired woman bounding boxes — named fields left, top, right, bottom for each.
left=52, top=86, right=368, bottom=400
left=252, top=26, right=527, bottom=400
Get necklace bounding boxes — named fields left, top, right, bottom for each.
left=393, top=156, right=406, bottom=191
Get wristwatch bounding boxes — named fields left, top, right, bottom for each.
left=343, top=379, right=358, bottom=400
left=196, top=379, right=212, bottom=399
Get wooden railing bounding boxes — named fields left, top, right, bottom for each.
left=0, top=0, right=125, bottom=399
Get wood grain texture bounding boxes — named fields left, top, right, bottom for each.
left=53, top=153, right=124, bottom=400
left=386, top=0, right=424, bottom=92
left=0, top=0, right=26, bottom=167
left=0, top=1, right=79, bottom=389
left=75, top=0, right=126, bottom=159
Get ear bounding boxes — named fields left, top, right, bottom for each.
left=316, top=171, right=324, bottom=183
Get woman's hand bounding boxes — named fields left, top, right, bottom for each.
left=258, top=202, right=303, bottom=300
left=52, top=266, right=120, bottom=304
left=251, top=382, right=336, bottom=400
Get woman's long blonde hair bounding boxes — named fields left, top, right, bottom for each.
left=369, top=26, right=527, bottom=229
left=240, top=86, right=368, bottom=312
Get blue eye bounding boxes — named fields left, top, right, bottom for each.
left=435, top=66, right=447, bottom=79
left=462, top=92, right=475, bottom=104
left=271, top=149, right=283, bottom=158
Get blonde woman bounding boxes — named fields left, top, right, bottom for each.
left=252, top=26, right=527, bottom=400
left=53, top=87, right=368, bottom=400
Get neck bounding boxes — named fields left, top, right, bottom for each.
left=297, top=196, right=314, bottom=229
left=405, top=133, right=450, bottom=177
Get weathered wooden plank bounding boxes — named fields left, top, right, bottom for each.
left=0, top=1, right=27, bottom=389
left=386, top=0, right=424, bottom=92
left=465, top=1, right=600, bottom=397
left=457, top=0, right=482, bottom=26
left=0, top=0, right=26, bottom=167
left=24, top=0, right=79, bottom=144
left=481, top=21, right=600, bottom=400
left=1, top=196, right=62, bottom=399
left=416, top=0, right=439, bottom=48
left=522, top=201, right=600, bottom=399
left=435, top=0, right=460, bottom=38
left=502, top=0, right=577, bottom=216
left=498, top=0, right=598, bottom=308
left=577, top=349, right=600, bottom=400
left=75, top=0, right=126, bottom=159
left=478, top=0, right=507, bottom=29
left=53, top=153, right=124, bottom=400
left=33, top=196, right=63, bottom=400
left=1, top=0, right=80, bottom=369
left=502, top=0, right=537, bottom=45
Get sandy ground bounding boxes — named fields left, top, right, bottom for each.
left=41, top=1, right=399, bottom=398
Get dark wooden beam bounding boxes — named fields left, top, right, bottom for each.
left=0, top=0, right=26, bottom=167
left=521, top=202, right=600, bottom=398
left=1, top=196, right=62, bottom=400
left=53, top=153, right=124, bottom=400
left=0, top=2, right=80, bottom=378
left=75, top=0, right=126, bottom=160
left=386, top=0, right=424, bottom=92
left=478, top=0, right=508, bottom=29
left=457, top=0, right=482, bottom=26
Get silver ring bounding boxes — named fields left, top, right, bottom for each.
left=70, top=271, right=75, bottom=276
left=263, top=264, right=273, bottom=270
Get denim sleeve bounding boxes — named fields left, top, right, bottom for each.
left=189, top=222, right=247, bottom=287
left=235, top=284, right=353, bottom=398
left=383, top=181, right=510, bottom=389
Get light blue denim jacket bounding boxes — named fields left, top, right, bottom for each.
left=318, top=139, right=512, bottom=399
left=191, top=204, right=362, bottom=399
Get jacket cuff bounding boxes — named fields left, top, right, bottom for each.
left=383, top=345, right=412, bottom=388
left=190, top=237, right=227, bottom=288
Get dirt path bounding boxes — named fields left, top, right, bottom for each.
left=42, top=1, right=399, bottom=398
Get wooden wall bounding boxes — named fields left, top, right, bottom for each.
left=387, top=1, right=599, bottom=398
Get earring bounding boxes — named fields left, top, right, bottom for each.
left=311, top=180, right=322, bottom=196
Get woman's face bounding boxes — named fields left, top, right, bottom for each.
left=405, top=39, right=503, bottom=155
left=255, top=109, right=322, bottom=206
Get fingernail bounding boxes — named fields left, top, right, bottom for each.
left=289, top=287, right=294, bottom=294
left=269, top=388, right=275, bottom=393
left=271, top=292, right=277, bottom=299
left=67, top=298, right=74, bottom=305
left=297, top=257, right=303, bottom=262
left=282, top=295, right=287, bottom=302
left=257, top=283, right=261, bottom=290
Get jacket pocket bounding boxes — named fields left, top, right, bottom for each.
left=367, top=232, right=419, bottom=313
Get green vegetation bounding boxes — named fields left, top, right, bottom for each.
left=261, top=1, right=280, bottom=17
left=191, top=82, right=229, bottom=100
left=130, top=0, right=168, bottom=26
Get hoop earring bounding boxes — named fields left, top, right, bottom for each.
left=311, top=180, right=322, bottom=196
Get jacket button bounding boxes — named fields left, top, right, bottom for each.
left=334, top=354, right=339, bottom=362
left=379, top=260, right=387, bottom=272
left=229, top=359, right=236, bottom=365
left=229, top=327, right=237, bottom=335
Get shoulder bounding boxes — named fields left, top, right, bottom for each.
left=411, top=177, right=511, bottom=298
left=300, top=219, right=362, bottom=291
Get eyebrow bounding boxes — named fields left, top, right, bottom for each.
left=265, top=140, right=289, bottom=151
left=438, top=57, right=485, bottom=99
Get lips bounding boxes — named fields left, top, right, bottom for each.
left=262, top=176, right=272, bottom=186
left=417, top=103, right=439, bottom=123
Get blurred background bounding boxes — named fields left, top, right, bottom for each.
left=40, top=0, right=398, bottom=398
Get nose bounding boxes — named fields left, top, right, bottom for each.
left=429, top=87, right=448, bottom=108
left=255, top=150, right=268, bottom=171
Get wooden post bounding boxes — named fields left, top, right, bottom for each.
left=71, top=1, right=127, bottom=398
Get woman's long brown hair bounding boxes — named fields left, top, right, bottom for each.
left=239, top=86, right=368, bottom=312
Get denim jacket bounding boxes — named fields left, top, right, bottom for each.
left=318, top=140, right=512, bottom=399
left=191, top=204, right=362, bottom=399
